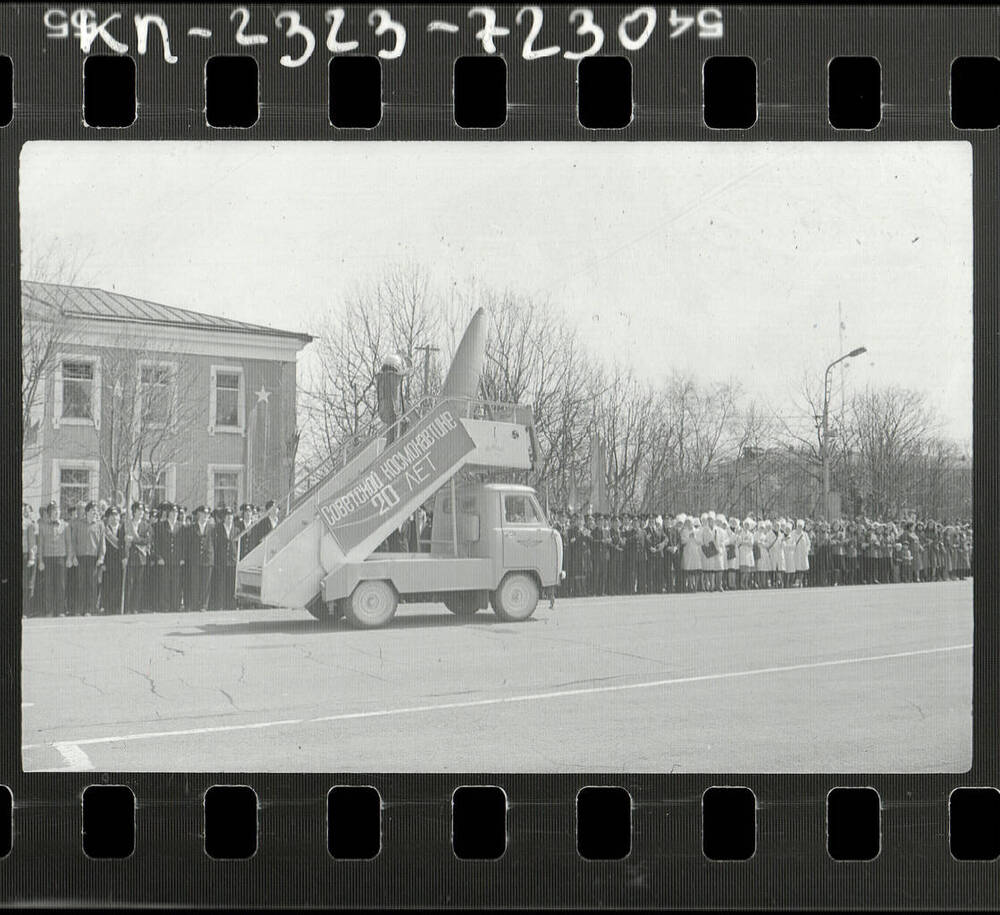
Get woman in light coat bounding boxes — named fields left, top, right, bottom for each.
left=767, top=519, right=785, bottom=587
left=781, top=520, right=797, bottom=587
left=755, top=519, right=773, bottom=589
left=700, top=512, right=725, bottom=592
left=724, top=515, right=740, bottom=590
left=737, top=517, right=756, bottom=590
left=792, top=519, right=811, bottom=587
left=681, top=517, right=702, bottom=591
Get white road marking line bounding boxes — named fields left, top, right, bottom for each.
left=53, top=742, right=95, bottom=771
left=23, top=643, right=972, bottom=753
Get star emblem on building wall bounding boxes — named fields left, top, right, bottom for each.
left=255, top=386, right=271, bottom=404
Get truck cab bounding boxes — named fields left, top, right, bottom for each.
left=320, top=480, right=563, bottom=628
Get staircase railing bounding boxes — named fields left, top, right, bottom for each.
left=239, top=395, right=535, bottom=563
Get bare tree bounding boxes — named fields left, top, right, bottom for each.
left=96, top=334, right=201, bottom=506
left=298, top=264, right=443, bottom=477
left=843, top=385, right=940, bottom=517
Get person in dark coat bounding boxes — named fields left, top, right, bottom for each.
left=184, top=505, right=215, bottom=611
left=634, top=517, right=648, bottom=594
left=622, top=516, right=638, bottom=595
left=608, top=515, right=625, bottom=595
left=589, top=514, right=608, bottom=596
left=124, top=502, right=152, bottom=614
left=212, top=507, right=239, bottom=610
left=567, top=514, right=590, bottom=597
left=101, top=507, right=125, bottom=615
left=152, top=503, right=184, bottom=612
left=240, top=499, right=280, bottom=558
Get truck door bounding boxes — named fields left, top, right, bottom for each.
left=501, top=492, right=556, bottom=576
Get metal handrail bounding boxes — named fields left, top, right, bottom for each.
left=238, top=395, right=535, bottom=557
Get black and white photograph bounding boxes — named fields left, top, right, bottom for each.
left=20, top=139, right=972, bottom=773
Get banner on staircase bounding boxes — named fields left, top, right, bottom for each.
left=317, top=400, right=476, bottom=555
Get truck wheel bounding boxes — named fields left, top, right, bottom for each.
left=444, top=591, right=480, bottom=616
left=346, top=580, right=398, bottom=629
left=492, top=573, right=539, bottom=622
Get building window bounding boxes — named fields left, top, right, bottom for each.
left=53, top=355, right=101, bottom=430
left=209, top=365, right=245, bottom=434
left=208, top=465, right=243, bottom=510
left=216, top=372, right=240, bottom=426
left=138, top=362, right=176, bottom=429
left=139, top=466, right=176, bottom=508
left=51, top=460, right=100, bottom=516
left=61, top=360, right=94, bottom=419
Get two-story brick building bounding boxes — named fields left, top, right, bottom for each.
left=22, top=281, right=313, bottom=514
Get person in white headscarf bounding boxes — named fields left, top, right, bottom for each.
left=782, top=520, right=797, bottom=587
left=681, top=516, right=701, bottom=591
left=768, top=519, right=785, bottom=587
left=723, top=514, right=740, bottom=590
left=700, top=512, right=725, bottom=592
left=738, top=517, right=756, bottom=590
left=754, top=519, right=771, bottom=589
left=793, top=518, right=811, bottom=586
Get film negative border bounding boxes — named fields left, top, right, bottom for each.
left=1, top=3, right=997, bottom=909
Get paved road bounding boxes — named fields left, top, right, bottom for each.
left=21, top=581, right=972, bottom=772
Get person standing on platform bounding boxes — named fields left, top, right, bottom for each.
left=22, top=503, right=37, bottom=617
left=212, top=507, right=239, bottom=610
left=152, top=503, right=183, bottom=612
left=37, top=501, right=75, bottom=617
left=184, top=506, right=216, bottom=612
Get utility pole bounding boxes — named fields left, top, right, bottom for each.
left=414, top=343, right=439, bottom=398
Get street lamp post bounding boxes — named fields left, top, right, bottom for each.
left=821, top=346, right=867, bottom=519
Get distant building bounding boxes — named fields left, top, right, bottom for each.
left=22, top=281, right=313, bottom=513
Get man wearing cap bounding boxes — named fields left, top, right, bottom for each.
left=184, top=505, right=216, bottom=611
left=152, top=503, right=184, bottom=612
left=212, top=507, right=239, bottom=610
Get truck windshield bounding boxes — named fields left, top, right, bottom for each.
left=504, top=494, right=541, bottom=525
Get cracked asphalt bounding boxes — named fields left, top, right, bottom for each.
left=20, top=581, right=973, bottom=772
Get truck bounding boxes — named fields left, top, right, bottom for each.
left=234, top=308, right=564, bottom=628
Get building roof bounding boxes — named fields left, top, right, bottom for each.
left=21, top=280, right=313, bottom=344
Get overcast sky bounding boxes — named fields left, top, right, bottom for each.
left=20, top=140, right=972, bottom=444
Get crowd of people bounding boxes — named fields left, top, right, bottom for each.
left=551, top=510, right=973, bottom=597
left=21, top=496, right=282, bottom=617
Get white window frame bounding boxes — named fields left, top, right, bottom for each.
left=51, top=459, right=101, bottom=509
left=209, top=364, right=245, bottom=435
left=207, top=463, right=244, bottom=509
left=133, top=463, right=177, bottom=507
left=136, top=359, right=179, bottom=433
left=53, top=354, right=101, bottom=430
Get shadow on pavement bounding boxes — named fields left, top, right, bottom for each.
left=167, top=610, right=538, bottom=637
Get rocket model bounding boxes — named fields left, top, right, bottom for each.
left=440, top=307, right=488, bottom=401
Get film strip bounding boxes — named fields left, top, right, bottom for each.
left=1, top=2, right=997, bottom=909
